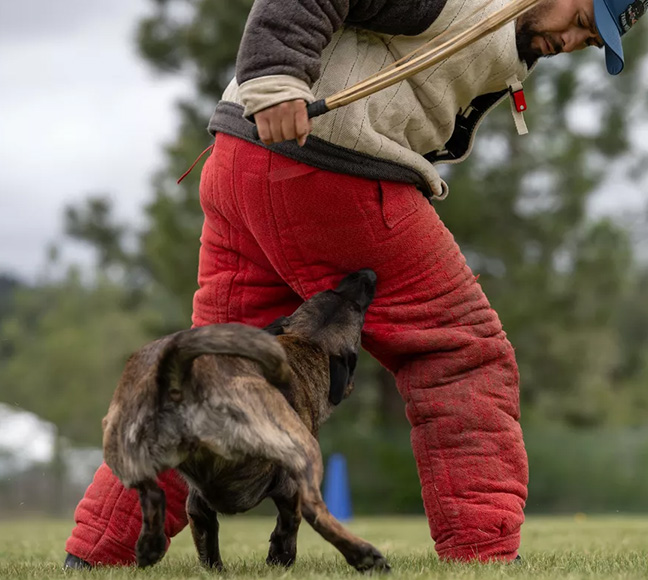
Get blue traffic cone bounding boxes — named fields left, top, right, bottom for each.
left=323, top=453, right=352, bottom=521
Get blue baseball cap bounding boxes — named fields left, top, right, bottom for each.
left=594, top=0, right=647, bottom=74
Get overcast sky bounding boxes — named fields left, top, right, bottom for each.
left=0, top=0, right=191, bottom=281
left=1, top=1, right=646, bottom=284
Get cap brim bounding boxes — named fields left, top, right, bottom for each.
left=594, top=0, right=625, bottom=74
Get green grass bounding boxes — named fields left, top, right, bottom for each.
left=1, top=515, right=648, bottom=579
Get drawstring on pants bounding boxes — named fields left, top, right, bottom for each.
left=177, top=144, right=215, bottom=184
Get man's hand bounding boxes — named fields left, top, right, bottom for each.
left=254, top=99, right=312, bottom=147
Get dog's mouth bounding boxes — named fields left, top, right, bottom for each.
left=334, top=269, right=377, bottom=311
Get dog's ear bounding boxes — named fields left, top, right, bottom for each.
left=328, top=352, right=358, bottom=405
left=264, top=316, right=289, bottom=336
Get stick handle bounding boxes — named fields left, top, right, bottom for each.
left=251, top=99, right=329, bottom=141
left=306, top=99, right=330, bottom=118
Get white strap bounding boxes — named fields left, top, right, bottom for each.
left=507, top=75, right=528, bottom=136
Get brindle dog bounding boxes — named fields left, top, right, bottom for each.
left=102, top=269, right=389, bottom=572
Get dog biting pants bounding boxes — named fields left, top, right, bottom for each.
left=66, top=133, right=526, bottom=564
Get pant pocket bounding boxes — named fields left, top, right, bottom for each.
left=379, top=180, right=421, bottom=230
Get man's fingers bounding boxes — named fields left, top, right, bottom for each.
left=295, top=104, right=310, bottom=147
left=269, top=114, right=284, bottom=144
left=280, top=105, right=297, bottom=142
left=254, top=100, right=312, bottom=145
left=256, top=117, right=272, bottom=145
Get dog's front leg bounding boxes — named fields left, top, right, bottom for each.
left=135, top=479, right=167, bottom=567
left=267, top=476, right=301, bottom=567
left=187, top=488, right=223, bottom=570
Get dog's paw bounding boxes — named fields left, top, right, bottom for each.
left=266, top=543, right=297, bottom=567
left=362, top=555, right=391, bottom=574
left=266, top=551, right=297, bottom=567
left=136, top=531, right=166, bottom=568
left=199, top=555, right=224, bottom=571
left=349, top=546, right=391, bottom=574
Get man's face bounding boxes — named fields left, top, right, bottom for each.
left=516, top=0, right=604, bottom=66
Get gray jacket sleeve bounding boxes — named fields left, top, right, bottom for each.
left=236, top=0, right=448, bottom=87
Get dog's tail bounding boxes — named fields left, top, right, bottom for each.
left=156, top=323, right=291, bottom=399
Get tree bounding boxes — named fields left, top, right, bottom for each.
left=53, top=3, right=648, bottom=432
left=0, top=273, right=21, bottom=324
left=436, top=34, right=648, bottom=425
left=133, top=1, right=648, bottom=427
left=0, top=269, right=162, bottom=447
left=135, top=0, right=255, bottom=327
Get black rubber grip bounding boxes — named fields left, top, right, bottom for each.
left=306, top=99, right=329, bottom=119
left=251, top=99, right=329, bottom=141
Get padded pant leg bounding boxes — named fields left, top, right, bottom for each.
left=199, top=134, right=528, bottom=562
left=67, top=132, right=527, bottom=564
left=65, top=467, right=187, bottom=565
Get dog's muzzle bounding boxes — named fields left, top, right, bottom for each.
left=335, top=269, right=377, bottom=311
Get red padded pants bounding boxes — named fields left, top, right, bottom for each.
left=66, top=133, right=527, bottom=564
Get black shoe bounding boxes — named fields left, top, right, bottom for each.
left=512, top=555, right=522, bottom=563
left=63, top=553, right=93, bottom=570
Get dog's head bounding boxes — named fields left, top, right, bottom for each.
left=265, top=269, right=377, bottom=406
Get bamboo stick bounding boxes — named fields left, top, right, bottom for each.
left=346, top=0, right=502, bottom=84
left=320, top=0, right=542, bottom=113
left=252, top=0, right=543, bottom=137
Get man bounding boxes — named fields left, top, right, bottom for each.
left=65, top=0, right=644, bottom=568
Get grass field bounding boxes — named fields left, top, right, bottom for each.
left=1, top=515, right=648, bottom=579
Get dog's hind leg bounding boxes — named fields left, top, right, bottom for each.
left=134, top=479, right=167, bottom=568
left=267, top=476, right=301, bottom=567
left=235, top=405, right=390, bottom=573
left=296, top=451, right=390, bottom=573
left=187, top=488, right=223, bottom=570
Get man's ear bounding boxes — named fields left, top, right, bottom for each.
left=263, top=316, right=289, bottom=336
left=328, top=352, right=358, bottom=405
